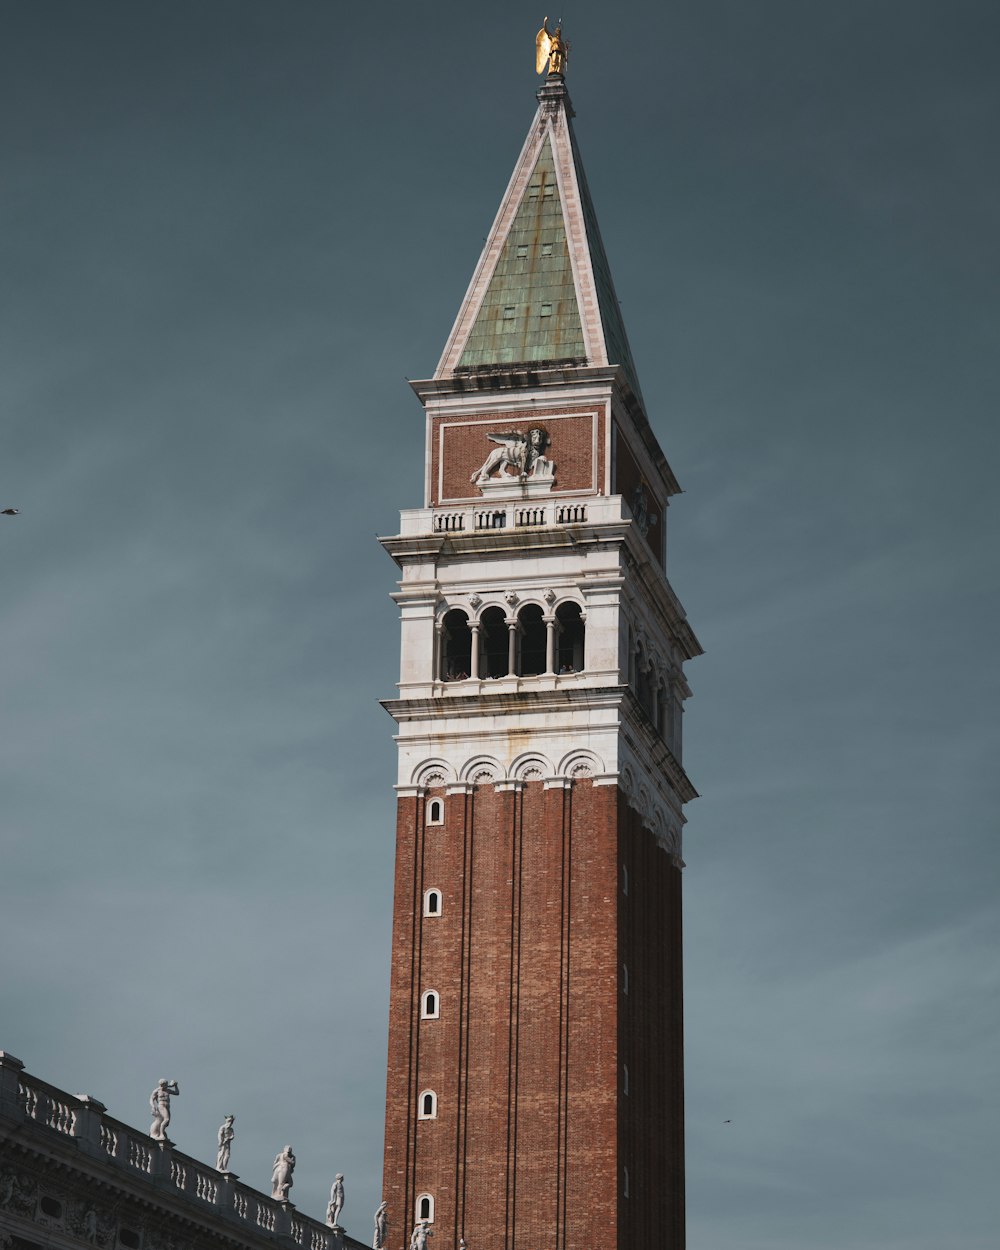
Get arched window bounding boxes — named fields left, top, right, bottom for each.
left=423, top=889, right=442, bottom=917
left=418, top=1092, right=437, bottom=1120
left=440, top=608, right=472, bottom=681
left=517, top=603, right=546, bottom=676
left=416, top=1194, right=435, bottom=1222
left=480, top=606, right=509, bottom=678
left=556, top=601, right=585, bottom=672
left=426, top=797, right=444, bottom=825
left=421, top=989, right=439, bottom=1019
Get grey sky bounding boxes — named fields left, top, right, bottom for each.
left=2, top=3, right=998, bottom=1247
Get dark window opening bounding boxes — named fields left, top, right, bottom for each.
left=426, top=890, right=440, bottom=915
left=480, top=607, right=508, bottom=678
left=518, top=604, right=546, bottom=676
left=418, top=1195, right=433, bottom=1219
left=441, top=608, right=472, bottom=681
left=40, top=1198, right=62, bottom=1219
left=120, top=1231, right=141, bottom=1249
left=556, top=602, right=585, bottom=672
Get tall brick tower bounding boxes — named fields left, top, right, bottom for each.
left=380, top=68, right=700, bottom=1250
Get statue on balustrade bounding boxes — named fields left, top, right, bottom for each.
left=216, top=1115, right=235, bottom=1172
left=271, top=1145, right=296, bottom=1202
left=372, top=1200, right=388, bottom=1249
left=326, top=1173, right=345, bottom=1227
left=148, top=1079, right=179, bottom=1141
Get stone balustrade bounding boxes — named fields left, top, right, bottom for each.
left=0, top=1053, right=362, bottom=1250
left=412, top=494, right=630, bottom=539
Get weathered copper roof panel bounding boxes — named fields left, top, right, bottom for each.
left=458, top=138, right=586, bottom=369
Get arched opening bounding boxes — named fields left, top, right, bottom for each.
left=480, top=606, right=508, bottom=678
left=556, top=601, right=585, bottom=672
left=517, top=603, right=546, bottom=676
left=416, top=1193, right=435, bottom=1221
left=421, top=989, right=439, bottom=1019
left=440, top=608, right=472, bottom=681
left=636, top=648, right=654, bottom=719
left=657, top=680, right=670, bottom=740
left=418, top=1093, right=437, bottom=1121
left=423, top=888, right=441, bottom=916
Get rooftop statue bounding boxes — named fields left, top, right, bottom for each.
left=216, top=1115, right=235, bottom=1172
left=536, top=18, right=568, bottom=76
left=148, top=1080, right=179, bottom=1142
left=271, top=1145, right=296, bottom=1202
left=326, top=1173, right=345, bottom=1227
left=372, top=1199, right=388, bottom=1248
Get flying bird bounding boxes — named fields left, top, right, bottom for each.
left=2, top=508, right=18, bottom=515
left=723, top=1119, right=731, bottom=1123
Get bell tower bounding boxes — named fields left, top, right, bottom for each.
left=380, top=67, right=700, bottom=1250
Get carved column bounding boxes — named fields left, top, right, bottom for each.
left=433, top=621, right=444, bottom=683
left=469, top=624, right=481, bottom=680
left=506, top=619, right=518, bottom=677
left=544, top=617, right=557, bottom=675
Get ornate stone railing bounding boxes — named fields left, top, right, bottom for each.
left=414, top=496, right=615, bottom=538
left=0, top=1054, right=359, bottom=1250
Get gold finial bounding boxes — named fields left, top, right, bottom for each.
left=535, top=17, right=568, bottom=77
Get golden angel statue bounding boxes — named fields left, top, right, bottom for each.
left=535, top=18, right=568, bottom=76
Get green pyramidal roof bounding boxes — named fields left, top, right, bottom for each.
left=444, top=83, right=645, bottom=408
left=458, top=138, right=586, bottom=369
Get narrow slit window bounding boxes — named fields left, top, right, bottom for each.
left=421, top=989, right=439, bottom=1019
left=423, top=889, right=442, bottom=917
left=418, top=1093, right=437, bottom=1121
left=426, top=798, right=443, bottom=825
left=417, top=1193, right=435, bottom=1222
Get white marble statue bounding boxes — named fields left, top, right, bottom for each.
left=471, top=428, right=553, bottom=485
left=409, top=1221, right=432, bottom=1250
left=271, top=1145, right=296, bottom=1202
left=216, top=1115, right=235, bottom=1172
left=372, top=1201, right=388, bottom=1249
left=148, top=1080, right=179, bottom=1141
left=326, top=1173, right=345, bottom=1227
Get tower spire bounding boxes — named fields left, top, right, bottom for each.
left=435, top=66, right=645, bottom=409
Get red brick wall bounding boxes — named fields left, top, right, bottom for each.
left=618, top=796, right=686, bottom=1249
left=431, top=408, right=604, bottom=504
left=382, top=782, right=684, bottom=1250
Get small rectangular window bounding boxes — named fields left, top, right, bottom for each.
left=543, top=184, right=555, bottom=197
left=528, top=184, right=541, bottom=199
left=502, top=306, right=516, bottom=319
left=539, top=303, right=553, bottom=318
left=541, top=242, right=553, bottom=256
left=515, top=244, right=528, bottom=258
